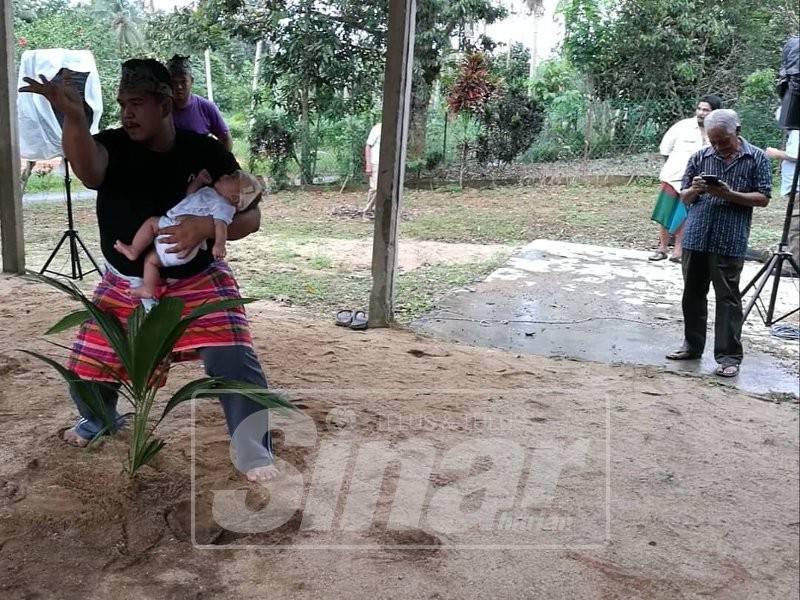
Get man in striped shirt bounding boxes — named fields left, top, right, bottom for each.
left=666, top=109, right=772, bottom=378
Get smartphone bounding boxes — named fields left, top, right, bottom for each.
left=701, top=174, right=721, bottom=185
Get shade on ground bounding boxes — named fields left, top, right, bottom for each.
left=415, top=240, right=799, bottom=397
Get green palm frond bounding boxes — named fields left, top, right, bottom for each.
left=25, top=273, right=294, bottom=477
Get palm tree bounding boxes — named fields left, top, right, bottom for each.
left=522, top=0, right=547, bottom=92
left=91, top=0, right=145, bottom=53
left=24, top=273, right=294, bottom=477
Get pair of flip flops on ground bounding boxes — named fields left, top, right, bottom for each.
left=335, top=308, right=369, bottom=330
left=665, top=349, right=739, bottom=377
left=649, top=250, right=681, bottom=263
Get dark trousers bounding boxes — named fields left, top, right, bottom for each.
left=681, top=250, right=745, bottom=366
left=70, top=345, right=274, bottom=472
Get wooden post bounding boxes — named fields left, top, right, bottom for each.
left=0, top=0, right=25, bottom=273
left=368, top=0, right=416, bottom=327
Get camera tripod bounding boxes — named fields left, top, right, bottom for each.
left=39, top=158, right=100, bottom=280
left=741, top=156, right=800, bottom=326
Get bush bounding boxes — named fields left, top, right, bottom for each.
left=424, top=148, right=444, bottom=169
left=476, top=92, right=543, bottom=164
left=735, top=68, right=782, bottom=149
left=324, top=114, right=375, bottom=181
left=249, top=111, right=297, bottom=190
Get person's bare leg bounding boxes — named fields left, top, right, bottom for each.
left=362, top=167, right=378, bottom=216
left=672, top=222, right=686, bottom=259
left=657, top=226, right=669, bottom=253
left=114, top=217, right=160, bottom=261
left=247, top=465, right=280, bottom=483
left=130, top=250, right=162, bottom=299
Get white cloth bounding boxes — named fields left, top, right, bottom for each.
left=155, top=187, right=236, bottom=267
left=780, top=129, right=799, bottom=197
left=16, top=49, right=103, bottom=160
left=366, top=123, right=382, bottom=166
left=658, top=117, right=709, bottom=189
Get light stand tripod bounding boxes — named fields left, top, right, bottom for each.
left=741, top=152, right=800, bottom=326
left=39, top=158, right=100, bottom=280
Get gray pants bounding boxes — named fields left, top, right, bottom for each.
left=681, top=250, right=745, bottom=366
left=70, top=345, right=274, bottom=472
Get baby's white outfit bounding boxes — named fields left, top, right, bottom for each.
left=156, top=187, right=236, bottom=267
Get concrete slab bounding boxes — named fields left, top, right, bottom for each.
left=414, top=240, right=800, bottom=397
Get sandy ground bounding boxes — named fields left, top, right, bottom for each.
left=286, top=238, right=510, bottom=272
left=1, top=273, right=798, bottom=600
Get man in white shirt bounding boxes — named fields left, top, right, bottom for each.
left=766, top=123, right=799, bottom=276
left=362, top=122, right=381, bottom=216
left=649, top=95, right=722, bottom=262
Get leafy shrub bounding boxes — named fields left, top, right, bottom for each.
left=424, top=148, right=444, bottom=169
left=324, top=114, right=375, bottom=181
left=476, top=92, right=543, bottom=164
left=249, top=110, right=297, bottom=189
left=25, top=274, right=292, bottom=477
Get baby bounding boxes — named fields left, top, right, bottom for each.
left=114, top=169, right=262, bottom=299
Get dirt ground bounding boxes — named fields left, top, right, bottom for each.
left=1, top=273, right=798, bottom=599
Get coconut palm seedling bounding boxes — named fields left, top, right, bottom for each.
left=23, top=273, right=294, bottom=476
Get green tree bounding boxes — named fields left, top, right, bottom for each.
left=14, top=0, right=122, bottom=128
left=408, top=0, right=507, bottom=160
left=559, top=0, right=796, bottom=117
left=144, top=8, right=255, bottom=113
left=447, top=52, right=503, bottom=186
left=203, top=0, right=386, bottom=184
left=477, top=44, right=543, bottom=164
left=90, top=0, right=145, bottom=54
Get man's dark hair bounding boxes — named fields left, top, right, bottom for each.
left=699, top=95, right=722, bottom=111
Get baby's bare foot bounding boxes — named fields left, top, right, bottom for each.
left=246, top=464, right=280, bottom=483
left=114, top=240, right=138, bottom=261
left=130, top=285, right=155, bottom=299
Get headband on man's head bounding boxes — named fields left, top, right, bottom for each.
left=119, top=59, right=173, bottom=97
left=167, top=54, right=192, bottom=77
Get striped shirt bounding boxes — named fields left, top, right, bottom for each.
left=680, top=138, right=772, bottom=257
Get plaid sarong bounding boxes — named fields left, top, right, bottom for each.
left=67, top=262, right=253, bottom=383
left=650, top=181, right=687, bottom=234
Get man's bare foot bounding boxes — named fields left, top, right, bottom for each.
left=113, top=240, right=139, bottom=261
left=130, top=285, right=155, bottom=299
left=61, top=427, right=90, bottom=447
left=246, top=464, right=279, bottom=483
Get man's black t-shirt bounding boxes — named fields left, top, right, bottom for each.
left=92, top=128, right=239, bottom=278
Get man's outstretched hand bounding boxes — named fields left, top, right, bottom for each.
left=19, top=72, right=86, bottom=122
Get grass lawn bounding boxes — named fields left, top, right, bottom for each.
left=9, top=182, right=788, bottom=323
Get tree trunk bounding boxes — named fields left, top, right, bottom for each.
left=299, top=85, right=312, bottom=185
left=407, top=79, right=432, bottom=160
left=204, top=48, right=214, bottom=103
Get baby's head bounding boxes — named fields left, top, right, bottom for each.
left=214, top=170, right=263, bottom=211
